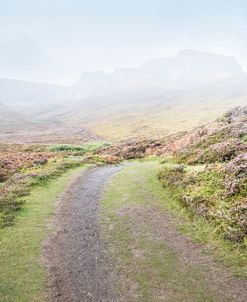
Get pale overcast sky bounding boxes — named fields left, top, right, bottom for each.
left=0, top=0, right=247, bottom=85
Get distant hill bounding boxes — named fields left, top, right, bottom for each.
left=57, top=50, right=247, bottom=140
left=0, top=78, right=67, bottom=117
left=0, top=102, right=33, bottom=130
left=71, top=49, right=243, bottom=97
left=0, top=50, right=247, bottom=141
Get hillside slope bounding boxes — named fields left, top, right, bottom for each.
left=158, top=106, right=247, bottom=246
left=0, top=78, right=67, bottom=117
left=47, top=50, right=247, bottom=140
left=0, top=102, right=34, bottom=130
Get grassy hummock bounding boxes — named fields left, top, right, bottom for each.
left=0, top=166, right=86, bottom=302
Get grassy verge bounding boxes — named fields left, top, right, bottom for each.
left=0, top=166, right=86, bottom=302
left=101, top=161, right=247, bottom=302
left=101, top=161, right=236, bottom=301
left=0, top=141, right=114, bottom=228
left=157, top=163, right=247, bottom=277
left=0, top=158, right=85, bottom=227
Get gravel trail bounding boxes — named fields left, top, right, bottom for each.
left=43, top=166, right=122, bottom=302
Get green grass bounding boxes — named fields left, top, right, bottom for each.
left=101, top=161, right=241, bottom=301
left=48, top=141, right=111, bottom=154
left=0, top=166, right=86, bottom=302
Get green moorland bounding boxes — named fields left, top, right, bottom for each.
left=0, top=106, right=246, bottom=300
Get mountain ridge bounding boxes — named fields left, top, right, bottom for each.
left=0, top=49, right=246, bottom=140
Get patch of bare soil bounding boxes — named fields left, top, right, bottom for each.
left=43, top=166, right=122, bottom=302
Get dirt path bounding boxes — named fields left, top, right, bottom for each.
left=44, top=162, right=247, bottom=302
left=43, top=166, right=122, bottom=302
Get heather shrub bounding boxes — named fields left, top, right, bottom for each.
left=224, top=153, right=247, bottom=197
left=158, top=107, right=247, bottom=245
left=158, top=165, right=185, bottom=187
left=158, top=162, right=247, bottom=244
